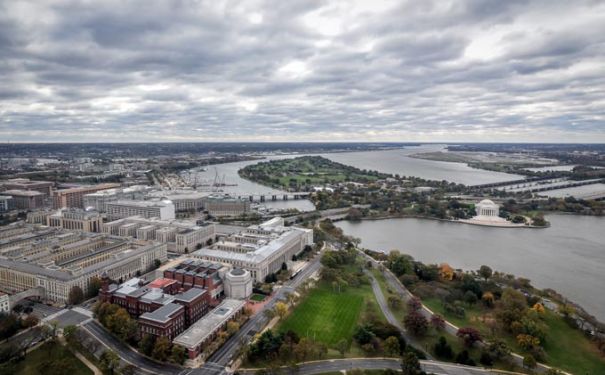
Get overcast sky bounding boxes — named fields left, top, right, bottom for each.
left=1, top=0, right=604, bottom=143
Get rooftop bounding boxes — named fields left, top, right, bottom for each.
left=173, top=299, right=245, bottom=348
left=139, top=302, right=183, bottom=323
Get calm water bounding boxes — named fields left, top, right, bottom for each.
left=315, top=145, right=523, bottom=186
left=336, top=215, right=605, bottom=321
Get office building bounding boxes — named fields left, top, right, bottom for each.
left=3, top=190, right=46, bottom=210
left=106, top=200, right=175, bottom=221
left=53, top=183, right=121, bottom=209
left=192, top=217, right=313, bottom=282
left=103, top=216, right=215, bottom=253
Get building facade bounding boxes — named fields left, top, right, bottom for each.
left=103, top=216, right=215, bottom=253
left=105, top=200, right=176, bottom=221
left=192, top=217, right=313, bottom=282
left=46, top=209, right=103, bottom=232
left=53, top=183, right=121, bottom=209
left=2, top=190, right=46, bottom=210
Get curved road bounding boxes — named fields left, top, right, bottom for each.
left=239, top=358, right=504, bottom=375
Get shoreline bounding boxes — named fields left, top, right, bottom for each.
left=341, top=214, right=549, bottom=229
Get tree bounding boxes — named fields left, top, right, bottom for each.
left=388, top=296, right=402, bottom=309
left=263, top=307, right=276, bottom=321
left=481, top=292, right=495, bottom=308
left=404, top=311, right=428, bottom=337
left=478, top=265, right=493, bottom=281
left=516, top=334, right=540, bottom=350
left=63, top=325, right=78, bottom=347
left=274, top=302, right=288, bottom=320
left=455, top=350, right=475, bottom=366
left=336, top=338, right=348, bottom=357
left=152, top=336, right=172, bottom=361
left=523, top=354, right=537, bottom=369
left=170, top=345, right=186, bottom=364
left=22, top=314, right=39, bottom=328
left=433, top=336, right=453, bottom=359
left=430, top=314, right=445, bottom=331
left=384, top=336, right=401, bottom=357
left=68, top=285, right=85, bottom=305
left=120, top=364, right=138, bottom=375
left=401, top=352, right=422, bottom=375
left=100, top=350, right=120, bottom=375
left=457, top=327, right=482, bottom=347
left=139, top=334, right=156, bottom=356
left=87, top=277, right=103, bottom=298
left=226, top=321, right=240, bottom=335
left=153, top=259, right=162, bottom=269
left=485, top=339, right=511, bottom=361
left=406, top=297, right=422, bottom=312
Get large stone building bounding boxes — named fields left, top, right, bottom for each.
left=47, top=209, right=103, bottom=232
left=192, top=217, right=313, bottom=282
left=202, top=196, right=251, bottom=217
left=223, top=268, right=253, bottom=299
left=83, top=185, right=153, bottom=212
left=0, top=225, right=167, bottom=304
left=26, top=208, right=103, bottom=232
left=106, top=199, right=176, bottom=221
left=53, top=183, right=121, bottom=209
left=103, top=216, right=215, bottom=253
left=1, top=178, right=54, bottom=196
left=2, top=190, right=46, bottom=210
left=0, top=196, right=14, bottom=212
left=476, top=199, right=500, bottom=217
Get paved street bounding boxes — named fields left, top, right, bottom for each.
left=82, top=319, right=183, bottom=375
left=239, top=358, right=498, bottom=375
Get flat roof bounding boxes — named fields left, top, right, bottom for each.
left=173, top=299, right=245, bottom=349
left=139, top=302, right=183, bottom=324
left=174, top=287, right=206, bottom=303
left=149, top=278, right=178, bottom=289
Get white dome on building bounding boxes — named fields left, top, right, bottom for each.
left=476, top=199, right=499, bottom=217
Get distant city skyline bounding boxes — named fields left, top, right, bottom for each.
left=1, top=0, right=604, bottom=142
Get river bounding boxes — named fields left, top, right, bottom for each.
left=336, top=215, right=605, bottom=321
left=188, top=145, right=522, bottom=204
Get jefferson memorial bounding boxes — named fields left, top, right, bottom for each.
left=475, top=199, right=500, bottom=218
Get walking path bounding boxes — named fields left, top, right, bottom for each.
left=359, top=250, right=570, bottom=374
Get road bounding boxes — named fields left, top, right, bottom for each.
left=364, top=269, right=433, bottom=360
left=194, top=249, right=324, bottom=374
left=82, top=319, right=183, bottom=375
left=238, top=358, right=500, bottom=375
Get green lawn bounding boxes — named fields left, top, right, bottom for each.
left=12, top=341, right=93, bottom=375
left=278, top=281, right=372, bottom=346
left=250, top=294, right=266, bottom=302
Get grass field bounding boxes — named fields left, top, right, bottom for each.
left=278, top=281, right=377, bottom=347
left=12, top=341, right=93, bottom=375
left=250, top=294, right=266, bottom=302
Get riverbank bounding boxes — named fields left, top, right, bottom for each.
left=335, top=215, right=605, bottom=322
left=342, top=214, right=548, bottom=229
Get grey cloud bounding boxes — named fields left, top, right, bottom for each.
left=0, top=0, right=604, bottom=142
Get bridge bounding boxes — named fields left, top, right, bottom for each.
left=7, top=287, right=46, bottom=310
left=236, top=192, right=311, bottom=203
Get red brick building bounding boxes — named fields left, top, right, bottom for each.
left=99, top=262, right=217, bottom=339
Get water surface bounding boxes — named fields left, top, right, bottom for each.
left=336, top=215, right=605, bottom=321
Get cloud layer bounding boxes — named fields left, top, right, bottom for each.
left=1, top=0, right=604, bottom=142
